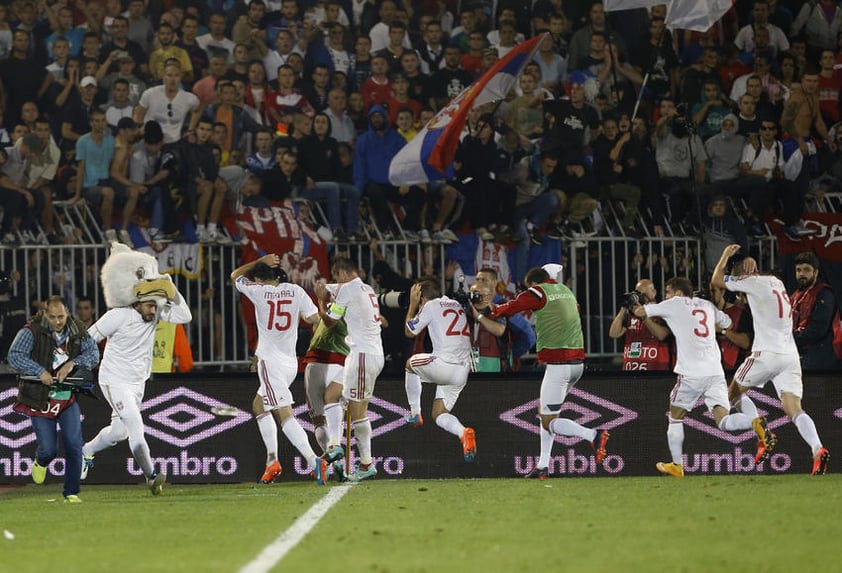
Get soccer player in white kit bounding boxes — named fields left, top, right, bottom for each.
left=81, top=275, right=191, bottom=495
left=633, top=276, right=763, bottom=478
left=711, top=244, right=830, bottom=475
left=403, top=280, right=477, bottom=462
left=314, top=257, right=384, bottom=482
left=231, top=254, right=329, bottom=485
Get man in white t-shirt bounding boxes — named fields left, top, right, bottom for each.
left=134, top=60, right=201, bottom=144
left=231, top=253, right=328, bottom=485
left=314, top=256, right=384, bottom=482
left=711, top=244, right=830, bottom=475
left=403, top=280, right=476, bottom=463
left=633, top=276, right=762, bottom=478
left=81, top=274, right=192, bottom=494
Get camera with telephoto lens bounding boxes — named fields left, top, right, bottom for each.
left=450, top=275, right=482, bottom=315
left=621, top=290, right=644, bottom=310
left=377, top=290, right=410, bottom=310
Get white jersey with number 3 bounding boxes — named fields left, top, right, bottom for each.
left=235, top=276, right=318, bottom=367
left=326, top=276, right=384, bottom=355
left=645, top=296, right=732, bottom=377
left=724, top=274, right=797, bottom=354
left=407, top=296, right=472, bottom=364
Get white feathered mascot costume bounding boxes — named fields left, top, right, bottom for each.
left=100, top=243, right=176, bottom=308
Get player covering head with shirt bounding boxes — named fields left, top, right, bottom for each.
left=711, top=244, right=829, bottom=475
left=231, top=254, right=328, bottom=485
left=403, top=280, right=477, bottom=463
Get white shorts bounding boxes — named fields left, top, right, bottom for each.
left=670, top=373, right=729, bottom=412
left=256, top=357, right=297, bottom=410
left=342, top=351, right=384, bottom=402
left=304, top=362, right=344, bottom=417
left=408, top=353, right=470, bottom=412
left=733, top=350, right=803, bottom=399
left=539, top=363, right=584, bottom=415
left=101, top=383, right=145, bottom=424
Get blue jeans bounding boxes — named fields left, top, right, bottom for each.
left=31, top=401, right=83, bottom=497
left=302, top=182, right=342, bottom=231
left=336, top=182, right=361, bottom=233
left=513, top=192, right=561, bottom=282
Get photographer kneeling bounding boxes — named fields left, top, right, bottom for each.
left=609, top=279, right=672, bottom=371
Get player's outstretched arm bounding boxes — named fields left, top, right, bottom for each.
left=711, top=244, right=741, bottom=290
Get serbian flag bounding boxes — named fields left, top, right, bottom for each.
left=389, top=33, right=546, bottom=186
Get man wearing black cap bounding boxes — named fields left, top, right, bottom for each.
left=128, top=121, right=179, bottom=240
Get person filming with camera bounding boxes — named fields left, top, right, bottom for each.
left=739, top=119, right=803, bottom=240
left=609, top=278, right=671, bottom=371
left=467, top=282, right=509, bottom=373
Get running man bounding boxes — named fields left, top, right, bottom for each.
left=403, top=280, right=476, bottom=462
left=633, top=276, right=763, bottom=478
left=314, top=257, right=384, bottom=482
left=231, top=254, right=328, bottom=485
left=711, top=244, right=830, bottom=475
left=81, top=275, right=191, bottom=494
left=493, top=266, right=609, bottom=479
left=303, top=317, right=349, bottom=456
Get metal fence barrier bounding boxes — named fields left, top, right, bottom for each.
left=0, top=234, right=778, bottom=368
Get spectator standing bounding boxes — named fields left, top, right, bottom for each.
left=789, top=251, right=841, bottom=370
left=353, top=105, right=421, bottom=239
left=135, top=61, right=201, bottom=145
left=0, top=29, right=45, bottom=126
left=148, top=23, right=194, bottom=83
left=197, top=12, right=236, bottom=63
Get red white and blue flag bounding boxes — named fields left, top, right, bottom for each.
left=389, top=33, right=547, bottom=186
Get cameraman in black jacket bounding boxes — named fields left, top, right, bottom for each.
left=7, top=295, right=99, bottom=503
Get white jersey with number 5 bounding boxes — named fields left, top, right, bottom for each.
left=327, top=276, right=384, bottom=355
left=235, top=276, right=318, bottom=368
left=406, top=296, right=472, bottom=364
left=645, top=296, right=732, bottom=377
left=724, top=274, right=797, bottom=354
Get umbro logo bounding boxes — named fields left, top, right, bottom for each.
left=142, top=387, right=251, bottom=447
left=0, top=388, right=36, bottom=449
left=499, top=388, right=639, bottom=445
left=684, top=389, right=786, bottom=443
left=294, top=396, right=410, bottom=438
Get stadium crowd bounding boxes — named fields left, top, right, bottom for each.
left=0, top=0, right=839, bottom=373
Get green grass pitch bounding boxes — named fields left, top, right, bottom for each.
left=2, top=476, right=840, bottom=573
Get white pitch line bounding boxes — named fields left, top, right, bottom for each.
left=238, top=484, right=355, bottom=573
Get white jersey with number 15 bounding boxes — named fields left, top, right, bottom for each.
left=235, top=276, right=317, bottom=367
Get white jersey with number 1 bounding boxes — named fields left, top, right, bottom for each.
left=326, top=276, right=384, bottom=355
left=644, top=296, right=732, bottom=377
left=724, top=274, right=797, bottom=355
left=406, top=295, right=472, bottom=364
left=235, top=276, right=318, bottom=368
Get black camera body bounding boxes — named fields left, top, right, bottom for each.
left=622, top=290, right=644, bottom=309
